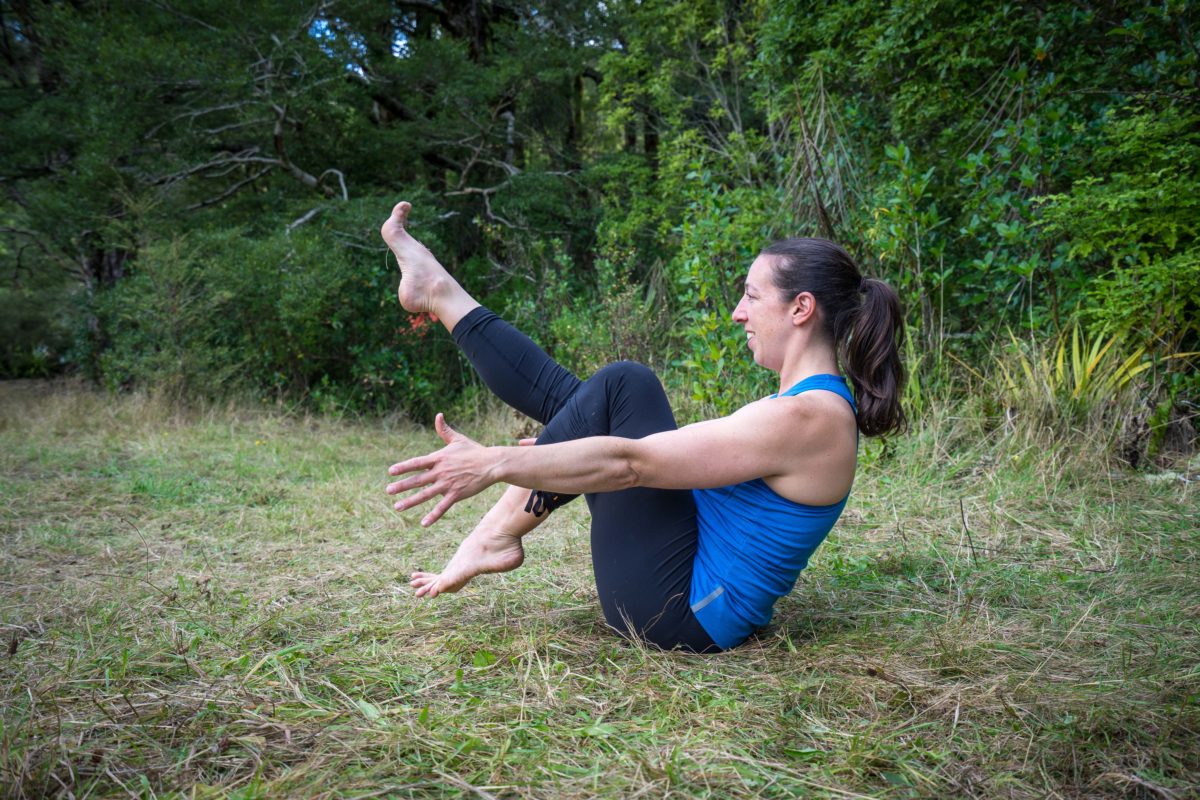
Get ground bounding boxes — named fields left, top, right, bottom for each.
left=1, top=381, right=1197, bottom=799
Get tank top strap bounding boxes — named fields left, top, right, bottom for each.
left=774, top=373, right=856, bottom=412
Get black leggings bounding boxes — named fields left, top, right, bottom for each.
left=452, top=307, right=719, bottom=653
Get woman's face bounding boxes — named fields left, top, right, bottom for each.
left=731, top=255, right=794, bottom=371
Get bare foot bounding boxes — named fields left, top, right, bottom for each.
left=379, top=201, right=453, bottom=314
left=410, top=528, right=525, bottom=598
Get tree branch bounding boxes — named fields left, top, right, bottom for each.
left=183, top=166, right=271, bottom=211
left=287, top=205, right=325, bottom=232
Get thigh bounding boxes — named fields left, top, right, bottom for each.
left=539, top=361, right=718, bottom=653
left=451, top=307, right=582, bottom=425
left=587, top=486, right=716, bottom=652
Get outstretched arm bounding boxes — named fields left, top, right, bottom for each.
left=387, top=396, right=854, bottom=526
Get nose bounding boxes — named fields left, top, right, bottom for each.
left=732, top=296, right=748, bottom=323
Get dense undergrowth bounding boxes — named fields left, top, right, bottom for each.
left=2, top=2, right=1197, bottom=443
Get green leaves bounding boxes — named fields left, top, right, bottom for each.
left=1038, top=103, right=1200, bottom=346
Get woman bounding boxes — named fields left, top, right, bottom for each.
left=382, top=201, right=905, bottom=653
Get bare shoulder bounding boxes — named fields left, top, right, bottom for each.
left=742, top=389, right=856, bottom=434
left=784, top=388, right=856, bottom=423
left=760, top=389, right=858, bottom=504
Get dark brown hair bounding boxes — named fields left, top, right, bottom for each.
left=760, top=238, right=906, bottom=437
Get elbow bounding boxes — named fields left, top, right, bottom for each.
left=615, top=444, right=650, bottom=490
left=616, top=458, right=642, bottom=491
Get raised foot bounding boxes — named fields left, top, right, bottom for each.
left=380, top=200, right=453, bottom=314
left=410, top=528, right=525, bottom=598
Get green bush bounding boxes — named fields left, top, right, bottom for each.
left=0, top=284, right=77, bottom=378
left=90, top=217, right=467, bottom=418
left=668, top=170, right=781, bottom=415
left=1038, top=102, right=1200, bottom=350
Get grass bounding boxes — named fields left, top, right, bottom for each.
left=1, top=380, right=1197, bottom=799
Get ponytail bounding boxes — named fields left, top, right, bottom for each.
left=761, top=239, right=907, bottom=438
left=844, top=278, right=906, bottom=437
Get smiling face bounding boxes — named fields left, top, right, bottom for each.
left=731, top=255, right=797, bottom=372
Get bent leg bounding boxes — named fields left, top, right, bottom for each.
left=538, top=362, right=719, bottom=653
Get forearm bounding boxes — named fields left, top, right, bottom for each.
left=489, top=437, right=641, bottom=495
left=388, top=417, right=650, bottom=526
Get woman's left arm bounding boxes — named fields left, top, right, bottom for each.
left=387, top=400, right=821, bottom=526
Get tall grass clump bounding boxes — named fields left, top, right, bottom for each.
left=988, top=322, right=1195, bottom=464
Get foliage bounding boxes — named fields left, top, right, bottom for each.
left=991, top=321, right=1196, bottom=460
left=543, top=247, right=672, bottom=377
left=860, top=142, right=947, bottom=345
left=995, top=324, right=1150, bottom=422
left=91, top=237, right=244, bottom=400
left=669, top=171, right=781, bottom=414
left=90, top=215, right=466, bottom=416
left=1038, top=102, right=1200, bottom=349
left=1, top=0, right=1197, bottom=432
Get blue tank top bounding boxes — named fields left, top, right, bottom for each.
left=689, top=374, right=856, bottom=650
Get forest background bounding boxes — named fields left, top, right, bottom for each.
left=2, top=0, right=1198, bottom=454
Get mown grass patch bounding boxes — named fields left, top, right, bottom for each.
left=1, top=381, right=1197, bottom=798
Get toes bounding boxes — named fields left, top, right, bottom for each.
left=390, top=201, right=412, bottom=228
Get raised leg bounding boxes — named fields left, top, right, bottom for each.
left=451, top=308, right=583, bottom=426
left=381, top=201, right=583, bottom=424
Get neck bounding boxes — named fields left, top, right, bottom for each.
left=777, top=343, right=839, bottom=394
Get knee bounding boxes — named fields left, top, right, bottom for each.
left=593, top=360, right=660, bottom=393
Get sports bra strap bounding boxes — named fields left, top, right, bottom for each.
left=775, top=373, right=856, bottom=412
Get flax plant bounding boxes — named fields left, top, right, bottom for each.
left=993, top=322, right=1195, bottom=448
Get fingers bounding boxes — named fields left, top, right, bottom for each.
left=517, top=437, right=537, bottom=447
left=434, top=412, right=460, bottom=445
left=388, top=482, right=462, bottom=524
left=386, top=468, right=438, bottom=494
left=421, top=494, right=458, bottom=527
left=388, top=455, right=435, bottom=477
left=392, top=484, right=442, bottom=513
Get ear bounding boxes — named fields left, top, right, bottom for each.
left=790, top=291, right=818, bottom=327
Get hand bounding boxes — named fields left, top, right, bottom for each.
left=386, top=414, right=497, bottom=526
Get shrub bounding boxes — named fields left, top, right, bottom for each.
left=1038, top=102, right=1200, bottom=350
left=89, top=217, right=467, bottom=417
left=668, top=171, right=781, bottom=415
